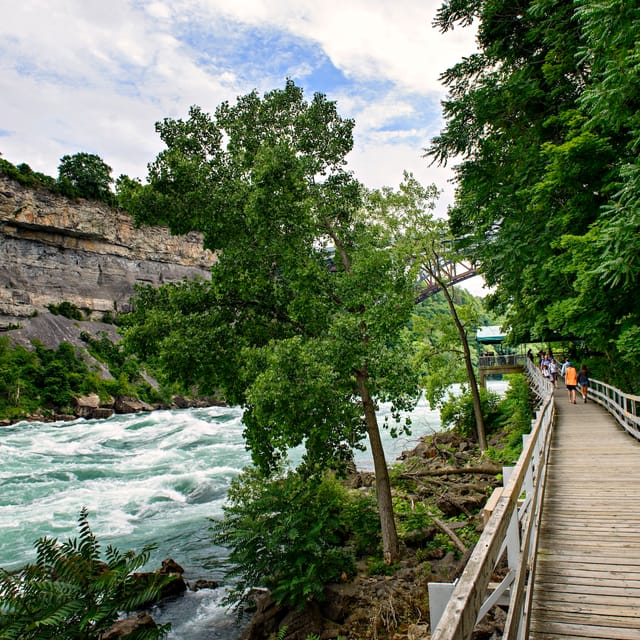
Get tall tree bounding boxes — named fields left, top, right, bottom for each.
left=366, top=173, right=487, bottom=448
left=58, top=152, right=113, bottom=201
left=429, top=0, right=595, bottom=339
left=429, top=0, right=640, bottom=389
left=121, top=81, right=425, bottom=563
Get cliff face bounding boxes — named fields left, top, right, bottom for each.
left=0, top=174, right=215, bottom=326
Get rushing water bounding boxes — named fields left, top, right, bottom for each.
left=0, top=385, right=505, bottom=638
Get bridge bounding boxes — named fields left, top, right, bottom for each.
left=428, top=360, right=640, bottom=639
left=414, top=256, right=477, bottom=303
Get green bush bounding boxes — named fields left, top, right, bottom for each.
left=487, top=374, right=535, bottom=464
left=439, top=386, right=501, bottom=439
left=47, top=301, right=84, bottom=320
left=211, top=468, right=369, bottom=610
left=367, top=557, right=398, bottom=576
left=0, top=335, right=167, bottom=421
left=0, top=509, right=170, bottom=640
left=0, top=159, right=58, bottom=192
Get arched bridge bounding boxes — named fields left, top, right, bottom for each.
left=414, top=256, right=477, bottom=303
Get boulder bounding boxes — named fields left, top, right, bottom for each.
left=321, top=583, right=359, bottom=623
left=192, top=579, right=220, bottom=591
left=102, top=612, right=157, bottom=639
left=74, top=393, right=100, bottom=418
left=160, top=558, right=184, bottom=576
left=92, top=407, right=115, bottom=419
left=133, top=558, right=187, bottom=608
left=114, top=396, right=154, bottom=414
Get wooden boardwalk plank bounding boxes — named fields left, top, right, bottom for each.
left=529, top=389, right=640, bottom=638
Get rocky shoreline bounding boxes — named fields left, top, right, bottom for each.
left=0, top=392, right=225, bottom=426
left=223, top=431, right=507, bottom=640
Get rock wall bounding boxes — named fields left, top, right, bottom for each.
left=0, top=173, right=215, bottom=326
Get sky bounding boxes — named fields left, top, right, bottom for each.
left=0, top=1, right=488, bottom=293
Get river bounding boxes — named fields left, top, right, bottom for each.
left=0, top=383, right=506, bottom=638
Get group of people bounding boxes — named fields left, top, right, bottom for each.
left=527, top=348, right=590, bottom=403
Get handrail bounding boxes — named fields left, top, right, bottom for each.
left=428, top=359, right=555, bottom=639
left=588, top=378, right=640, bottom=440
left=478, top=354, right=527, bottom=368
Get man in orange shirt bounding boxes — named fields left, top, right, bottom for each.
left=565, top=361, right=578, bottom=404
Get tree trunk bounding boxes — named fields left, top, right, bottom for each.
left=438, top=279, right=488, bottom=450
left=356, top=369, right=399, bottom=564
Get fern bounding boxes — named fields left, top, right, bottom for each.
left=0, top=510, right=170, bottom=639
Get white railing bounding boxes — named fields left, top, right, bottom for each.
left=428, top=359, right=555, bottom=640
left=588, top=378, right=640, bottom=440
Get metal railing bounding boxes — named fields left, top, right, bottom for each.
left=478, top=354, right=528, bottom=368
left=588, top=378, right=640, bottom=441
left=428, top=359, right=555, bottom=639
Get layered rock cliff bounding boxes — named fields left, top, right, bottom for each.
left=0, top=172, right=215, bottom=327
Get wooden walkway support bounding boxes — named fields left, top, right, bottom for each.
left=529, top=388, right=640, bottom=639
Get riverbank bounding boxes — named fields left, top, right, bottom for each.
left=238, top=428, right=509, bottom=640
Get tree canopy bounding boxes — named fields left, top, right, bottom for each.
left=428, top=0, right=640, bottom=391
left=120, top=80, right=437, bottom=562
left=58, top=152, right=113, bottom=202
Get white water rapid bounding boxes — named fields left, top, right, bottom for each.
left=0, top=385, right=505, bottom=638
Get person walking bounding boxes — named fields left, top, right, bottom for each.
left=565, top=361, right=578, bottom=404
left=549, top=358, right=558, bottom=387
left=578, top=364, right=590, bottom=403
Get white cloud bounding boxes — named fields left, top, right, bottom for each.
left=0, top=0, right=476, bottom=201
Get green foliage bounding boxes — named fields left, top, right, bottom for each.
left=412, top=290, right=496, bottom=407
left=57, top=152, right=114, bottom=203
left=211, top=467, right=372, bottom=610
left=100, top=311, right=117, bottom=325
left=121, top=80, right=437, bottom=559
left=0, top=337, right=41, bottom=418
left=366, top=557, right=398, bottom=576
left=486, top=374, right=535, bottom=464
left=1, top=155, right=115, bottom=206
left=430, top=0, right=640, bottom=392
left=439, top=387, right=501, bottom=439
left=0, top=508, right=169, bottom=640
left=0, top=331, right=167, bottom=421
left=392, top=495, right=433, bottom=537
left=0, top=158, right=59, bottom=192
left=47, top=301, right=84, bottom=320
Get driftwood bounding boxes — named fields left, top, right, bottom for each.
left=397, top=465, right=501, bottom=479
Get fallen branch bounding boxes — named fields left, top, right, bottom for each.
left=432, top=517, right=468, bottom=554
left=397, top=465, right=501, bottom=479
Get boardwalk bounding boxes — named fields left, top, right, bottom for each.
left=529, top=388, right=640, bottom=639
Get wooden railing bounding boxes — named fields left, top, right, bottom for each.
left=428, top=359, right=555, bottom=639
left=588, top=378, right=640, bottom=441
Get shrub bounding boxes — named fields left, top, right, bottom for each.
left=439, top=386, right=501, bottom=439
left=487, top=374, right=535, bottom=464
left=0, top=509, right=170, bottom=640
left=211, top=468, right=368, bottom=610
left=47, top=301, right=84, bottom=320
